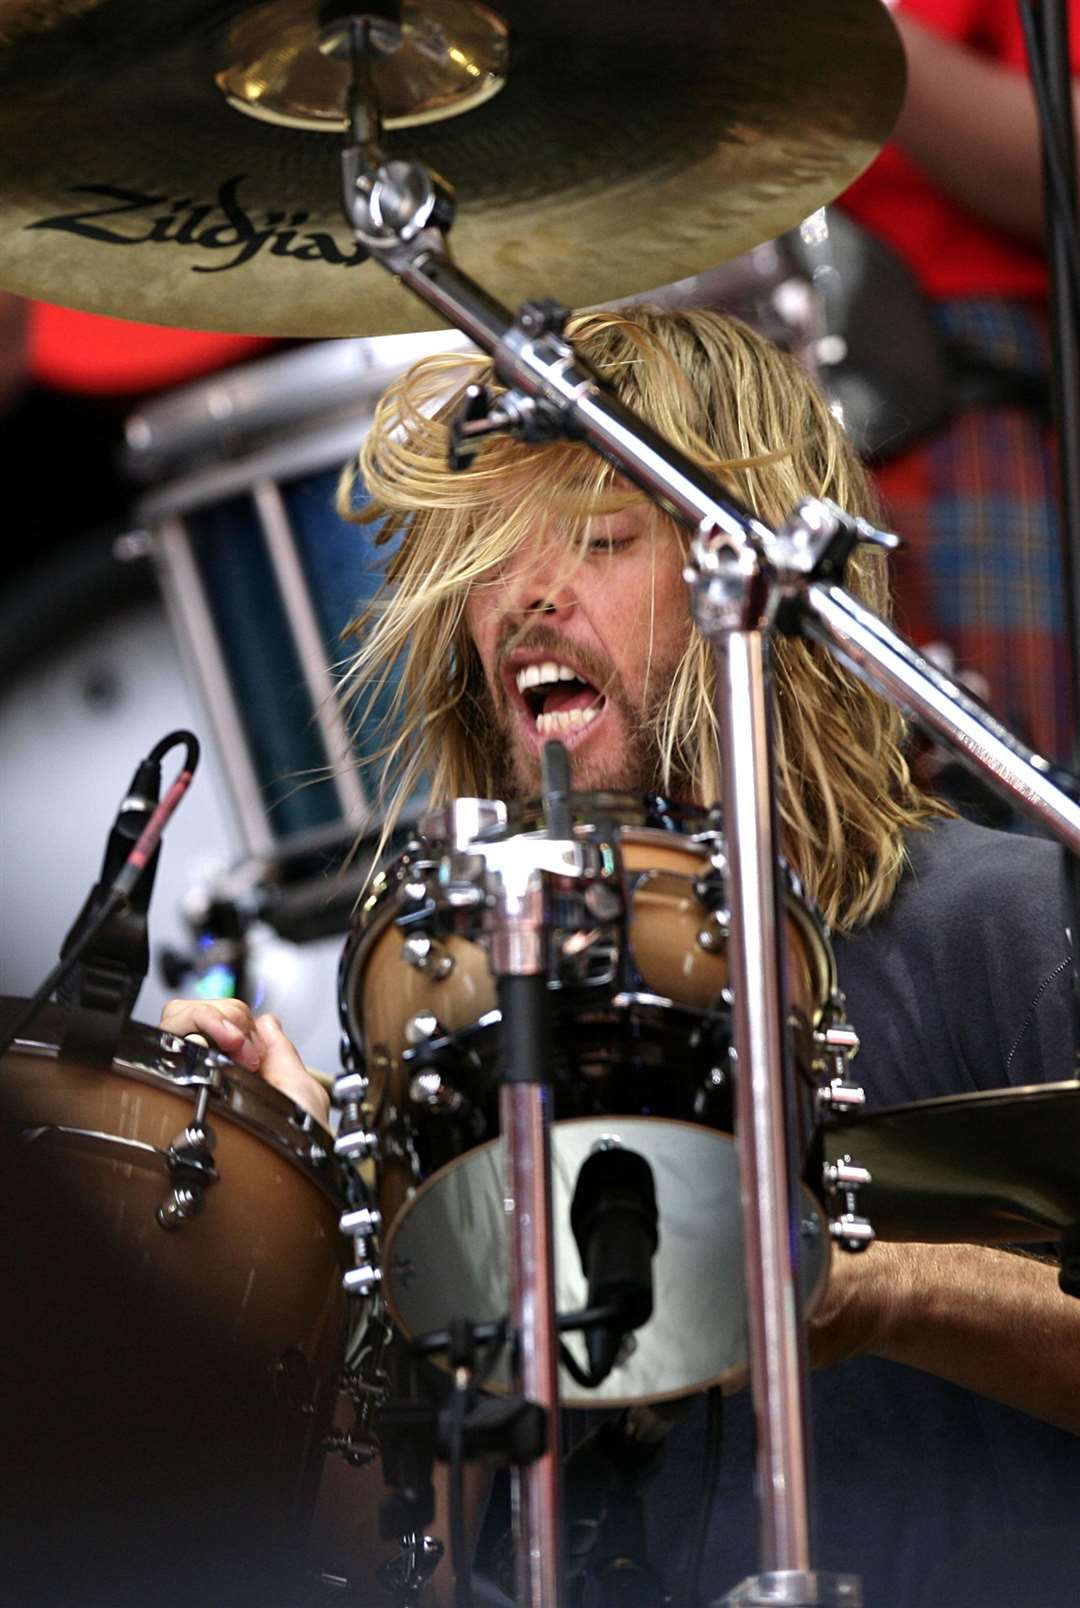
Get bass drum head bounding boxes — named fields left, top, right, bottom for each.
left=384, top=1116, right=830, bottom=1409
left=0, top=537, right=345, bottom=1076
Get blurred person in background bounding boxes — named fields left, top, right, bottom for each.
left=838, top=0, right=1080, bottom=764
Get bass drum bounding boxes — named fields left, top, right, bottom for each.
left=340, top=795, right=836, bottom=1408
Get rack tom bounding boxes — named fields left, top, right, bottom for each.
left=339, top=796, right=836, bottom=1406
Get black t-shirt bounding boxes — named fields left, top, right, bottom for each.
left=647, top=818, right=1080, bottom=1607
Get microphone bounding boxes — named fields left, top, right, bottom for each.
left=58, top=731, right=199, bottom=1017
left=0, top=731, right=200, bottom=1062
left=57, top=751, right=164, bottom=1016
left=569, top=1146, right=659, bottom=1385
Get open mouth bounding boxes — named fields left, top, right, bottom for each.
left=513, top=659, right=606, bottom=738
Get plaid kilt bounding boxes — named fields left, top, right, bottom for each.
left=872, top=297, right=1069, bottom=763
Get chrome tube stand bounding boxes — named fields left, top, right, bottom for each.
left=687, top=537, right=858, bottom=1606
left=486, top=858, right=564, bottom=1608
left=440, top=814, right=607, bottom=1608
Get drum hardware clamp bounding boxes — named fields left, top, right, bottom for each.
left=376, top=1535, right=446, bottom=1601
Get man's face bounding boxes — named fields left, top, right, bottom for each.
left=464, top=502, right=691, bottom=797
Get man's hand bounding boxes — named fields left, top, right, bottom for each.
left=159, top=998, right=331, bottom=1126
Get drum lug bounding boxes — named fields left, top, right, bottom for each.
left=814, top=998, right=865, bottom=1117
left=696, top=911, right=729, bottom=953
left=343, top=1262, right=383, bottom=1297
left=828, top=1212, right=875, bottom=1253
left=401, top=932, right=455, bottom=980
left=408, top=1068, right=468, bottom=1116
left=340, top=1205, right=383, bottom=1238
left=334, top=1125, right=379, bottom=1161
left=404, top=1010, right=441, bottom=1045
left=822, top=1153, right=875, bottom=1254
left=156, top=1116, right=218, bottom=1231
left=333, top=1070, right=370, bottom=1103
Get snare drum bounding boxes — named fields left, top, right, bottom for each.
left=0, top=1002, right=357, bottom=1608
left=339, top=796, right=834, bottom=1407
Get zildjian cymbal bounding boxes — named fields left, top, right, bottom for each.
left=0, top=0, right=903, bottom=336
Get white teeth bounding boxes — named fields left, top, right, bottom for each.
left=535, top=705, right=601, bottom=736
left=515, top=661, right=581, bottom=695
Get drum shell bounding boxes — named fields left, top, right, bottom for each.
left=0, top=1014, right=351, bottom=1608
left=346, top=825, right=832, bottom=1109
left=341, top=814, right=835, bottom=1237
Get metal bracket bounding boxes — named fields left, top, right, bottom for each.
left=156, top=1085, right=218, bottom=1230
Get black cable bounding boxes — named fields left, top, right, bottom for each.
left=682, top=1388, right=724, bottom=1608
left=413, top=1304, right=622, bottom=1358
left=1018, top=0, right=1080, bottom=319
left=0, top=886, right=127, bottom=1061
left=449, top=1374, right=472, bottom=1608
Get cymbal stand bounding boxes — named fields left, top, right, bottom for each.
left=328, top=22, right=1080, bottom=1604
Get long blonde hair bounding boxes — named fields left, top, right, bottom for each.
left=340, top=305, right=941, bottom=931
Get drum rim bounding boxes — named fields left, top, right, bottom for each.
left=2, top=1005, right=345, bottom=1207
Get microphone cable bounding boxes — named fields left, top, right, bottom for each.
left=0, top=730, right=200, bottom=1061
left=682, top=1386, right=724, bottom=1607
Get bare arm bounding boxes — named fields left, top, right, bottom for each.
left=812, top=1238, right=1080, bottom=1435
left=892, top=10, right=1080, bottom=241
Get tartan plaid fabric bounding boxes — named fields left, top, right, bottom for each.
left=872, top=296, right=1070, bottom=763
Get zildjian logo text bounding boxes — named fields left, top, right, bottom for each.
left=29, top=177, right=366, bottom=273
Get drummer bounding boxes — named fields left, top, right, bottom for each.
left=162, top=305, right=1080, bottom=1605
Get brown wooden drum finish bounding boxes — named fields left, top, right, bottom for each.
left=347, top=822, right=834, bottom=1128
left=0, top=1014, right=351, bottom=1608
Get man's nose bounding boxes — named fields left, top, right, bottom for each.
left=502, top=542, right=577, bottom=621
